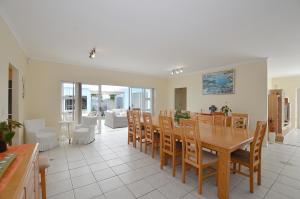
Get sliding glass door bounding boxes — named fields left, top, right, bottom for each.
left=81, top=84, right=100, bottom=117
left=61, top=83, right=154, bottom=122
left=130, top=88, right=153, bottom=113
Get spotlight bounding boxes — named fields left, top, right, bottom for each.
left=89, top=48, right=96, bottom=59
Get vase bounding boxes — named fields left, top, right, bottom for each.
left=0, top=139, right=7, bottom=152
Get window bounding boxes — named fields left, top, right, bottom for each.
left=61, top=82, right=75, bottom=121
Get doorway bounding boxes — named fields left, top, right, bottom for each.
left=8, top=64, right=19, bottom=144
left=175, top=87, right=187, bottom=111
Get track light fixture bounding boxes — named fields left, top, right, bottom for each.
left=170, top=67, right=184, bottom=76
left=89, top=47, right=96, bottom=59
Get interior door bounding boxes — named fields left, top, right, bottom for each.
left=175, top=87, right=187, bottom=111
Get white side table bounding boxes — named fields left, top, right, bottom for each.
left=59, top=121, right=75, bottom=144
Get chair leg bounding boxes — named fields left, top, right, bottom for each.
left=233, top=162, right=237, bottom=174
left=215, top=164, right=218, bottom=186
left=257, top=162, right=262, bottom=185
left=160, top=152, right=164, bottom=169
left=172, top=155, right=176, bottom=177
left=40, top=169, right=46, bottom=199
left=145, top=140, right=147, bottom=154
left=182, top=161, right=186, bottom=183
left=250, top=166, right=254, bottom=193
left=198, top=167, right=202, bottom=194
left=152, top=142, right=155, bottom=158
left=133, top=135, right=136, bottom=148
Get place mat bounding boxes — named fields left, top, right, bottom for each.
left=0, top=144, right=32, bottom=193
left=0, top=153, right=16, bottom=179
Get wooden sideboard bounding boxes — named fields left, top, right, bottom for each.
left=0, top=144, right=39, bottom=199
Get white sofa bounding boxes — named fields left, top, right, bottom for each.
left=24, top=119, right=59, bottom=151
left=104, top=109, right=128, bottom=128
left=72, top=116, right=97, bottom=144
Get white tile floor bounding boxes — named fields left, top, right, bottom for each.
left=42, top=126, right=300, bottom=199
left=284, top=129, right=300, bottom=147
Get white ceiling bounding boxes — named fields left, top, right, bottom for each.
left=0, top=0, right=300, bottom=77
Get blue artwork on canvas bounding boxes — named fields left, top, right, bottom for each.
left=202, top=70, right=235, bottom=95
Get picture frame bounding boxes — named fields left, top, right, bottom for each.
left=202, top=69, right=235, bottom=95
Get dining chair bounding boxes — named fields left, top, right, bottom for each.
left=190, top=112, right=199, bottom=120
left=127, top=110, right=135, bottom=147
left=159, top=115, right=182, bottom=177
left=160, top=110, right=174, bottom=117
left=198, top=114, right=213, bottom=125
left=132, top=110, right=145, bottom=152
left=231, top=113, right=249, bottom=129
left=212, top=112, right=226, bottom=127
left=143, top=112, right=160, bottom=158
left=180, top=119, right=218, bottom=194
left=231, top=121, right=267, bottom=193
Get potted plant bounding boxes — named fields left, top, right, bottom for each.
left=0, top=119, right=23, bottom=152
left=221, top=105, right=232, bottom=116
left=174, top=110, right=190, bottom=123
left=209, top=105, right=217, bottom=113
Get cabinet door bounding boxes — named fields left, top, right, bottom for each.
left=24, top=163, right=35, bottom=199
left=34, top=155, right=40, bottom=199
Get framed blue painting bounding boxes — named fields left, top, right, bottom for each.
left=202, top=69, right=235, bottom=95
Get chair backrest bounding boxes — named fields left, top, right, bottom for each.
left=81, top=116, right=97, bottom=126
left=159, top=116, right=174, bottom=153
left=250, top=121, right=267, bottom=164
left=212, top=112, right=226, bottom=127
left=127, top=110, right=134, bottom=134
left=132, top=109, right=142, bottom=136
left=24, top=119, right=46, bottom=132
left=198, top=114, right=213, bottom=125
left=160, top=110, right=174, bottom=117
left=231, top=113, right=249, bottom=129
left=180, top=119, right=200, bottom=165
left=143, top=112, right=153, bottom=141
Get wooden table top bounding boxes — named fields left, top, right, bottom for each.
left=0, top=144, right=38, bottom=199
left=143, top=115, right=253, bottom=151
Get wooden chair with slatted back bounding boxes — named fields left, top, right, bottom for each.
left=159, top=115, right=181, bottom=177
left=143, top=112, right=159, bottom=158
left=212, top=112, right=226, bottom=127
left=180, top=119, right=218, bottom=194
left=190, top=112, right=199, bottom=120
left=127, top=110, right=135, bottom=147
left=198, top=114, right=213, bottom=125
left=231, top=113, right=249, bottom=129
left=132, top=110, right=145, bottom=152
left=231, top=121, right=267, bottom=193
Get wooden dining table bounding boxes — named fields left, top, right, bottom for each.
left=141, top=116, right=254, bottom=199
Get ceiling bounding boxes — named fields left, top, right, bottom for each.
left=0, top=0, right=300, bottom=77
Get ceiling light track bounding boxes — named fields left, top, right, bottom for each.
left=89, top=47, right=96, bottom=59
left=170, top=67, right=184, bottom=76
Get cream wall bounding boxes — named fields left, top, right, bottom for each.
left=0, top=16, right=27, bottom=144
left=271, top=76, right=300, bottom=129
left=25, top=60, right=168, bottom=129
left=166, top=60, right=268, bottom=131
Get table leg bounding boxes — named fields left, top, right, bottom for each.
left=160, top=131, right=163, bottom=169
left=217, top=149, right=230, bottom=199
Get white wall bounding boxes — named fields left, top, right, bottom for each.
left=25, top=60, right=168, bottom=129
left=271, top=76, right=300, bottom=129
left=167, top=60, right=268, bottom=131
left=0, top=16, right=27, bottom=144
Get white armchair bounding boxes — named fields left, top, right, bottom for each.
left=72, top=116, right=97, bottom=144
left=24, top=119, right=58, bottom=151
